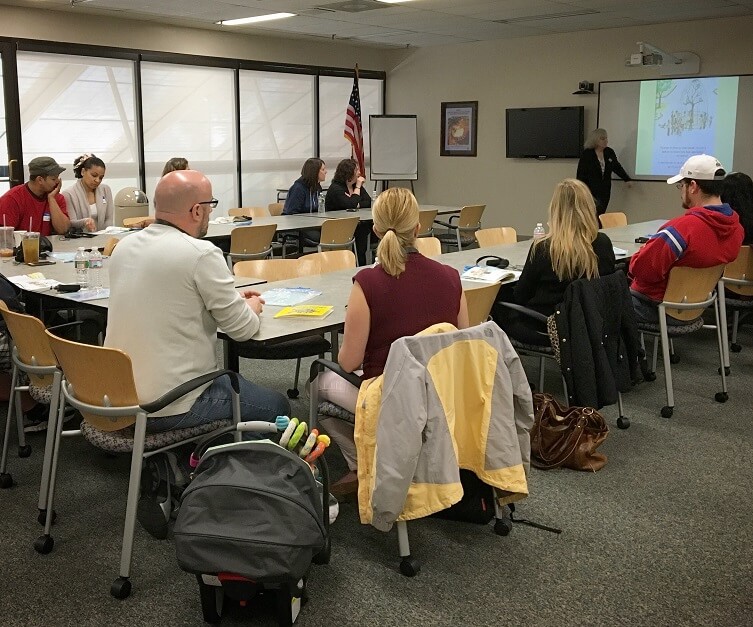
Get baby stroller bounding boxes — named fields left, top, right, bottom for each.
left=174, top=419, right=331, bottom=626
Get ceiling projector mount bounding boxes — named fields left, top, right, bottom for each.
left=625, top=41, right=700, bottom=76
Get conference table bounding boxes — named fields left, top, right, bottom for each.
left=4, top=220, right=663, bottom=368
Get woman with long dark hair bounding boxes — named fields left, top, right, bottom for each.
left=283, top=158, right=326, bottom=215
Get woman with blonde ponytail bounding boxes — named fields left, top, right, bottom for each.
left=501, top=178, right=616, bottom=346
left=317, top=187, right=469, bottom=496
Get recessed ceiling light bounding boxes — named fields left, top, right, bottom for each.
left=217, top=13, right=296, bottom=26
left=376, top=1, right=415, bottom=4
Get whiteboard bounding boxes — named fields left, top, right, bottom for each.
left=369, top=115, right=418, bottom=181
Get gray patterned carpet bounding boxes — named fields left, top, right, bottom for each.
left=1, top=325, right=752, bottom=626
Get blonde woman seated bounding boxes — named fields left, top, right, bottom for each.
left=62, top=154, right=113, bottom=231
left=317, top=187, right=469, bottom=495
left=500, top=178, right=616, bottom=346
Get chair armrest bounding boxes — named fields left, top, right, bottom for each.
left=140, top=369, right=240, bottom=414
left=433, top=219, right=456, bottom=230
left=496, top=301, right=548, bottom=323
left=308, top=358, right=362, bottom=388
left=47, top=321, right=84, bottom=333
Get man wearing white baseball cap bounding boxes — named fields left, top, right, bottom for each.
left=629, top=154, right=743, bottom=324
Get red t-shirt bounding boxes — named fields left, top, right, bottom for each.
left=0, top=184, right=68, bottom=236
left=355, top=251, right=462, bottom=379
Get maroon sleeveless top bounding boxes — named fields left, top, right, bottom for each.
left=354, top=251, right=462, bottom=379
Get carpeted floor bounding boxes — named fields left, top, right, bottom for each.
left=1, top=325, right=752, bottom=626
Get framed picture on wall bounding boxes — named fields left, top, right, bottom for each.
left=440, top=101, right=478, bottom=157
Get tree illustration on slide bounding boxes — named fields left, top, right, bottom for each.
left=654, top=80, right=676, bottom=120
left=682, top=79, right=704, bottom=128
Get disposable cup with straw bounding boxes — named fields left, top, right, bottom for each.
left=0, top=215, right=13, bottom=259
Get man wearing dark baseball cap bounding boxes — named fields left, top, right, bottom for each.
left=0, top=156, right=70, bottom=236
left=629, top=154, right=743, bottom=324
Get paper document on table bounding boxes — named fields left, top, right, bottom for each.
left=7, top=274, right=60, bottom=292
left=613, top=247, right=628, bottom=256
left=49, top=252, right=76, bottom=263
left=274, top=305, right=333, bottom=319
left=93, top=226, right=130, bottom=235
left=261, top=287, right=322, bottom=307
left=461, top=265, right=518, bottom=283
left=55, top=288, right=110, bottom=302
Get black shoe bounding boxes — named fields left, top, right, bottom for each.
left=137, top=493, right=169, bottom=540
left=137, top=455, right=173, bottom=540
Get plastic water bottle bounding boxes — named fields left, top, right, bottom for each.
left=88, top=248, right=103, bottom=290
left=74, top=247, right=89, bottom=287
left=317, top=192, right=326, bottom=214
left=533, top=222, right=546, bottom=241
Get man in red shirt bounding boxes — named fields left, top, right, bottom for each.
left=629, top=154, right=743, bottom=324
left=0, top=156, right=70, bottom=236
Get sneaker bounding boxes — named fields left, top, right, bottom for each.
left=23, top=405, right=79, bottom=433
left=329, top=470, right=358, bottom=499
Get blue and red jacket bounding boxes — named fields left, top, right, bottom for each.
left=629, top=203, right=744, bottom=302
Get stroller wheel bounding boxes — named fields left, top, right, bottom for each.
left=197, top=576, right=222, bottom=624
left=275, top=583, right=296, bottom=627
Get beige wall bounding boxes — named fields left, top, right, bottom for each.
left=385, top=16, right=753, bottom=234
left=0, top=4, right=402, bottom=71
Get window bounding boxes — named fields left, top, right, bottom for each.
left=17, top=52, right=139, bottom=202
left=141, top=62, right=237, bottom=213
left=239, top=71, right=315, bottom=208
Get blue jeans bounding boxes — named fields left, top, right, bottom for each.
left=146, top=375, right=290, bottom=439
left=631, top=292, right=697, bottom=327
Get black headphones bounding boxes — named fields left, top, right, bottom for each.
left=475, top=255, right=509, bottom=269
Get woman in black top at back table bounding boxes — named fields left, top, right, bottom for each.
left=499, top=178, right=616, bottom=346
left=325, top=158, right=372, bottom=265
left=576, top=128, right=631, bottom=215
left=721, top=172, right=753, bottom=245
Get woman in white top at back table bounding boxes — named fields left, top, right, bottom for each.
left=62, top=154, right=114, bottom=232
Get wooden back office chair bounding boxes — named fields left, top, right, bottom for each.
left=231, top=250, right=357, bottom=399
left=227, top=223, right=277, bottom=268
left=317, top=217, right=359, bottom=255
left=475, top=227, right=517, bottom=247
left=435, top=205, right=486, bottom=252
left=228, top=207, right=269, bottom=218
left=0, top=302, right=61, bottom=502
left=44, top=330, right=242, bottom=599
left=599, top=212, right=628, bottom=228
left=718, top=246, right=753, bottom=358
left=122, top=216, right=153, bottom=228
left=464, top=283, right=502, bottom=327
left=636, top=264, right=728, bottom=418
left=268, top=202, right=284, bottom=216
left=417, top=209, right=438, bottom=238
left=413, top=237, right=441, bottom=257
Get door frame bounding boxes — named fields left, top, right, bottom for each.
left=1, top=42, right=23, bottom=188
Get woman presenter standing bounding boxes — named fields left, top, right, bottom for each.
left=576, top=128, right=631, bottom=215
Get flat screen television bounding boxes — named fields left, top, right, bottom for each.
left=505, top=106, right=584, bottom=159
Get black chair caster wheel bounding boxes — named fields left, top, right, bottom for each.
left=18, top=445, right=32, bottom=458
left=494, top=517, right=513, bottom=536
left=718, top=366, right=731, bottom=376
left=110, top=576, right=132, bottom=599
left=0, top=473, right=13, bottom=489
left=313, top=536, right=331, bottom=565
left=399, top=556, right=421, bottom=577
left=731, top=343, right=742, bottom=353
left=617, top=416, right=630, bottom=429
left=644, top=371, right=657, bottom=382
left=660, top=405, right=674, bottom=418
left=669, top=354, right=680, bottom=364
left=37, top=509, right=57, bottom=526
left=715, top=392, right=729, bottom=403
left=286, top=388, right=300, bottom=399
left=197, top=576, right=222, bottom=624
left=34, top=534, right=54, bottom=554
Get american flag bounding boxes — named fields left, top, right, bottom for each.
left=344, top=68, right=365, bottom=177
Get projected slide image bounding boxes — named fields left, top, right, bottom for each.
left=635, top=77, right=738, bottom=176
left=598, top=75, right=752, bottom=181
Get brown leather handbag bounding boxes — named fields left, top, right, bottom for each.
left=531, top=393, right=609, bottom=472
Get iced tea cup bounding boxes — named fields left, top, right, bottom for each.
left=22, top=232, right=40, bottom=264
left=0, top=227, right=14, bottom=259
